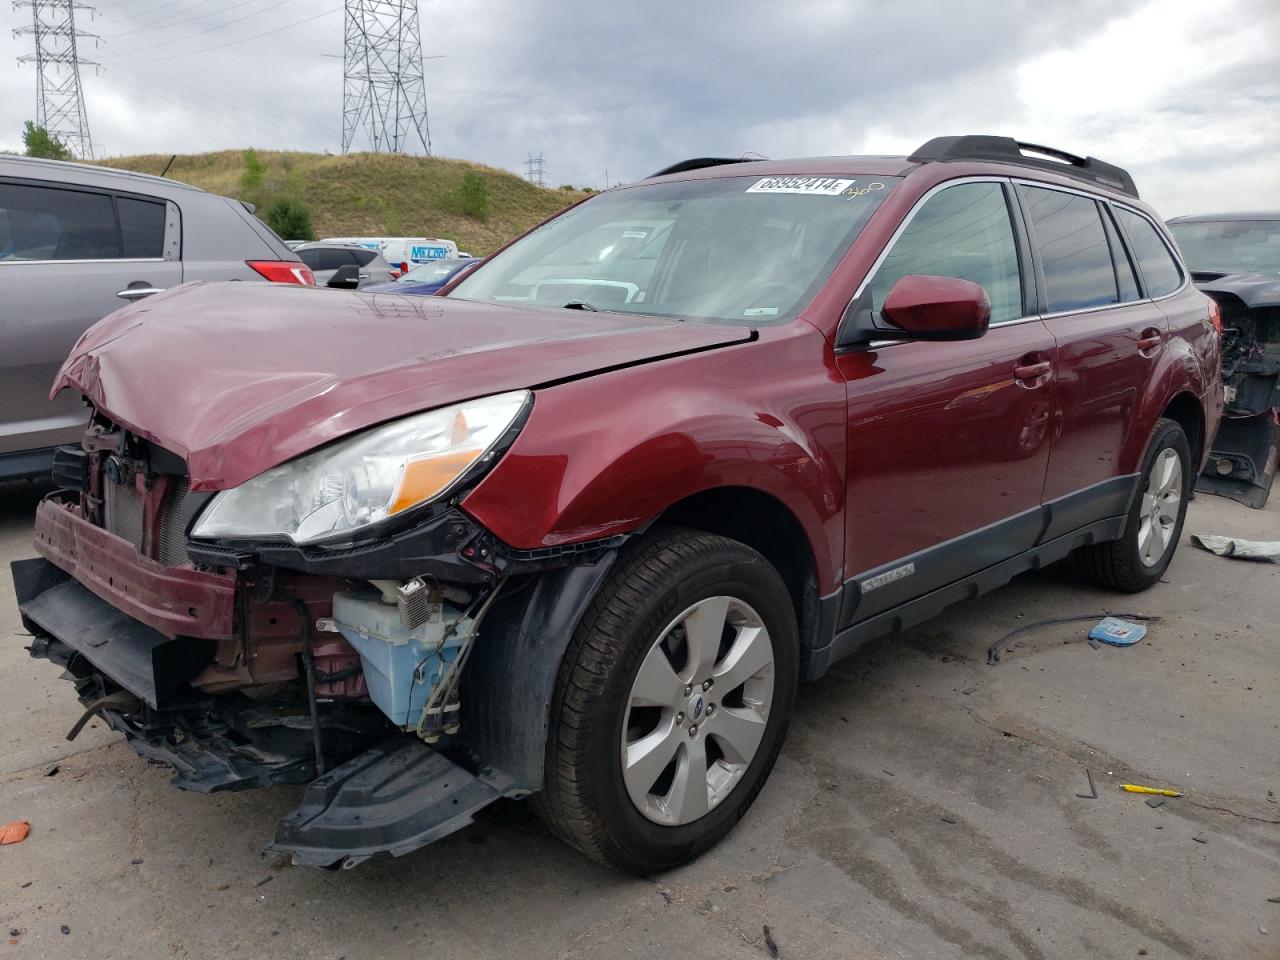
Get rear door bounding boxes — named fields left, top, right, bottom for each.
left=0, top=179, right=182, bottom=458
left=1017, top=182, right=1161, bottom=524
left=836, top=178, right=1057, bottom=620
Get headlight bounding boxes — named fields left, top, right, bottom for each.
left=191, top=390, right=530, bottom=545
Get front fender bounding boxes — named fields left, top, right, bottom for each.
left=461, top=326, right=846, bottom=592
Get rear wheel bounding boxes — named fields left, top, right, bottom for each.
left=1076, top=417, right=1191, bottom=592
left=536, top=529, right=798, bottom=874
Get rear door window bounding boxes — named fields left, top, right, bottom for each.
left=1018, top=185, right=1117, bottom=313
left=351, top=249, right=378, bottom=266
left=1114, top=207, right=1183, bottom=298
left=867, top=181, right=1024, bottom=323
left=117, top=196, right=167, bottom=258
left=0, top=181, right=119, bottom=260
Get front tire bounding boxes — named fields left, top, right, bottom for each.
left=535, top=529, right=798, bottom=874
left=1076, top=417, right=1191, bottom=592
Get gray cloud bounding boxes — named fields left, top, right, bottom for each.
left=2, top=0, right=1276, bottom=216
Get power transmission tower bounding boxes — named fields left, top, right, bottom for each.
left=525, top=152, right=546, bottom=188
left=15, top=0, right=98, bottom=160
left=342, top=0, right=432, bottom=155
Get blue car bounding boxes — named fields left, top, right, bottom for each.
left=363, top=257, right=481, bottom=295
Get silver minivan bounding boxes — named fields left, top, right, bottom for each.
left=0, top=156, right=311, bottom=479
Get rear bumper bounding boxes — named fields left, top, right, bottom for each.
left=32, top=497, right=235, bottom=639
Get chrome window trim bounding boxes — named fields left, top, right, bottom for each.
left=846, top=176, right=1034, bottom=332
left=1012, top=177, right=1190, bottom=312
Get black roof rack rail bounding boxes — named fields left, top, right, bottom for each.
left=647, top=157, right=760, bottom=179
left=908, top=135, right=1139, bottom=198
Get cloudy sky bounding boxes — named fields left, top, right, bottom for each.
left=2, top=0, right=1277, bottom=215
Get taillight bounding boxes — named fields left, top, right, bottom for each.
left=1207, top=298, right=1222, bottom=334
left=400, top=261, right=409, bottom=275
left=247, top=260, right=315, bottom=285
left=389, top=268, right=403, bottom=280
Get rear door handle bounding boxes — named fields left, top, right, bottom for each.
left=116, top=286, right=165, bottom=301
left=1137, top=327, right=1163, bottom=353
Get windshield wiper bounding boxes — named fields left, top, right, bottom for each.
left=562, top=300, right=598, bottom=311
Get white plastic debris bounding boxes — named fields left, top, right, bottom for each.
left=1190, top=534, right=1280, bottom=563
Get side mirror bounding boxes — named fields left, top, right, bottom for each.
left=327, top=264, right=362, bottom=289
left=838, top=274, right=991, bottom=348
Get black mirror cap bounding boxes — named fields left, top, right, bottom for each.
left=327, top=264, right=361, bottom=289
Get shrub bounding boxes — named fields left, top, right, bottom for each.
left=22, top=122, right=72, bottom=160
left=455, top=171, right=490, bottom=221
left=240, top=148, right=266, bottom=196
left=263, top=197, right=315, bottom=241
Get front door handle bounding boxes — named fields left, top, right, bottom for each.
left=1137, top=327, right=1163, bottom=354
left=1013, top=355, right=1053, bottom=388
left=116, top=286, right=165, bottom=301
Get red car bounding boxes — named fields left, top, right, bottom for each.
left=13, top=136, right=1222, bottom=874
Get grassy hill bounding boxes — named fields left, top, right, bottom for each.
left=97, top=150, right=590, bottom=256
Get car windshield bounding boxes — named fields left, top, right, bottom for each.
left=450, top=173, right=901, bottom=324
left=1168, top=219, right=1280, bottom=275
left=402, top=259, right=468, bottom=283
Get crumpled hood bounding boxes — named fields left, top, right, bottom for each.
left=1194, top=271, right=1280, bottom=309
left=54, top=282, right=751, bottom=490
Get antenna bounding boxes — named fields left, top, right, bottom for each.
left=341, top=0, right=433, bottom=154
left=525, top=152, right=546, bottom=188
left=15, top=0, right=98, bottom=160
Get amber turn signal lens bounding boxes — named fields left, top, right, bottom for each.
left=389, top=448, right=483, bottom=514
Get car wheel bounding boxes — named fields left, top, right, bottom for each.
left=535, top=529, right=798, bottom=874
left=1075, top=417, right=1191, bottom=592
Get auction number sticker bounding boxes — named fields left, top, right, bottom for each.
left=747, top=176, right=854, bottom=195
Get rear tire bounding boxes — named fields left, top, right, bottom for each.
left=535, top=529, right=798, bottom=875
left=1075, top=418, right=1191, bottom=592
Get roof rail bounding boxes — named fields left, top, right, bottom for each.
left=647, top=157, right=760, bottom=179
left=908, top=135, right=1139, bottom=198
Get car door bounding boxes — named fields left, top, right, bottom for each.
left=835, top=178, right=1057, bottom=621
left=0, top=179, right=182, bottom=460
left=1016, top=183, right=1161, bottom=525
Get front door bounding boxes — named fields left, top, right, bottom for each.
left=834, top=178, right=1056, bottom=621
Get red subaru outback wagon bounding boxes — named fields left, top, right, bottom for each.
left=13, top=136, right=1222, bottom=873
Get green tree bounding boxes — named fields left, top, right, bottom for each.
left=263, top=197, right=315, bottom=241
left=455, top=171, right=490, bottom=221
left=240, top=148, right=266, bottom=196
left=22, top=121, right=72, bottom=160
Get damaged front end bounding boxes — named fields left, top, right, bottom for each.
left=1195, top=273, right=1280, bottom=508
left=13, top=414, right=621, bottom=868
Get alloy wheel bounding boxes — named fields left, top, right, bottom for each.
left=1138, top=447, right=1182, bottom=567
left=621, top=596, right=775, bottom=826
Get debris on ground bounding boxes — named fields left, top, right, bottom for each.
left=1266, top=895, right=1280, bottom=904
left=130, top=858, right=144, bottom=865
left=254, top=875, right=273, bottom=888
left=1075, top=769, right=1099, bottom=800
left=45, top=764, right=59, bottom=777
left=1145, top=797, right=1166, bottom=808
left=987, top=613, right=1160, bottom=663
left=0, top=820, right=31, bottom=845
left=763, top=924, right=779, bottom=958
left=60, top=925, right=70, bottom=935
left=1190, top=534, right=1280, bottom=562
left=1089, top=617, right=1149, bottom=647
left=1122, top=784, right=1182, bottom=797
left=1192, top=836, right=1207, bottom=844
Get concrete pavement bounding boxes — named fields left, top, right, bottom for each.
left=1, top=478, right=1276, bottom=959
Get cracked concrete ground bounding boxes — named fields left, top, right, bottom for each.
left=1, top=478, right=1277, bottom=960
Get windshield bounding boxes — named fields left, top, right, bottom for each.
left=450, top=174, right=900, bottom=323
left=1169, top=220, right=1280, bottom=275
left=402, top=259, right=470, bottom=283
